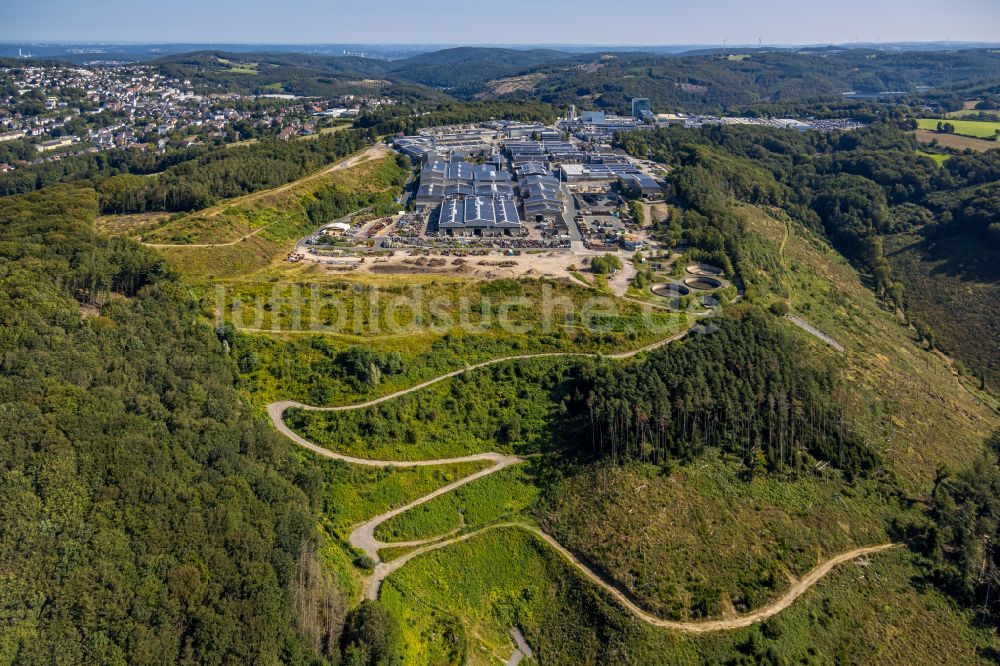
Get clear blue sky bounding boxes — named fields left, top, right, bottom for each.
left=5, top=0, right=1000, bottom=45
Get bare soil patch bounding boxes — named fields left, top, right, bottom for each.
left=913, top=129, right=998, bottom=152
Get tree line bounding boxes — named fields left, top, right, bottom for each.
left=1, top=127, right=375, bottom=214
left=619, top=122, right=1000, bottom=310
left=567, top=309, right=880, bottom=480
left=354, top=100, right=559, bottom=137
left=96, top=129, right=373, bottom=213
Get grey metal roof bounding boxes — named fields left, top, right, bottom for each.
left=515, top=162, right=549, bottom=177
left=438, top=198, right=465, bottom=228
left=427, top=161, right=449, bottom=177
left=444, top=183, right=475, bottom=197
left=464, top=197, right=496, bottom=225
left=475, top=182, right=514, bottom=198
left=416, top=183, right=444, bottom=199
left=495, top=199, right=521, bottom=228
left=447, top=160, right=475, bottom=181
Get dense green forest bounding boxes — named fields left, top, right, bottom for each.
left=617, top=122, right=1000, bottom=383
left=1, top=129, right=373, bottom=214
left=354, top=100, right=560, bottom=136
left=619, top=122, right=1000, bottom=261
left=572, top=310, right=879, bottom=478
left=0, top=144, right=211, bottom=197
left=150, top=48, right=1000, bottom=114
left=0, top=186, right=347, bottom=663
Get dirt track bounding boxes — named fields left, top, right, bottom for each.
left=267, top=332, right=894, bottom=632
left=365, top=522, right=896, bottom=631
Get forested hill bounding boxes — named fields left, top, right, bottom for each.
left=385, top=47, right=579, bottom=91
left=616, top=122, right=1000, bottom=387
left=153, top=51, right=445, bottom=102
left=0, top=125, right=372, bottom=207
left=153, top=47, right=1000, bottom=111
left=0, top=186, right=335, bottom=663
left=150, top=47, right=581, bottom=100
left=515, top=49, right=1000, bottom=111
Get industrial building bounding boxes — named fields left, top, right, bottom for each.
left=560, top=163, right=634, bottom=182
left=506, top=142, right=546, bottom=161
left=414, top=160, right=480, bottom=208
left=514, top=161, right=549, bottom=178
left=438, top=196, right=522, bottom=236
left=392, top=130, right=496, bottom=161
left=631, top=98, right=651, bottom=118
left=520, top=174, right=564, bottom=221
left=618, top=172, right=663, bottom=197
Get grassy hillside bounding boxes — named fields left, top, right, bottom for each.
left=354, top=201, right=1000, bottom=663
left=227, top=275, right=686, bottom=407
left=381, top=528, right=999, bottom=664
left=740, top=204, right=997, bottom=489
left=538, top=457, right=901, bottom=622
left=145, top=150, right=407, bottom=280
left=374, top=464, right=540, bottom=545
left=285, top=356, right=582, bottom=458
left=141, top=147, right=398, bottom=244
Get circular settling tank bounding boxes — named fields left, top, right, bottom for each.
left=651, top=283, right=691, bottom=298
left=684, top=276, right=723, bottom=290
left=685, top=263, right=724, bottom=277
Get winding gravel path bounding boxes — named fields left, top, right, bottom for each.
left=266, top=331, right=895, bottom=632
left=364, top=522, right=897, bottom=632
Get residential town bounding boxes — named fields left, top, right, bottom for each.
left=0, top=62, right=394, bottom=172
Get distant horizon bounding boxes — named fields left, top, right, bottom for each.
left=3, top=39, right=999, bottom=46
left=5, top=0, right=1000, bottom=46
left=3, top=40, right=1000, bottom=49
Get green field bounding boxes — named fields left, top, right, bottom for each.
left=916, top=150, right=950, bottom=166
left=216, top=57, right=259, bottom=74
left=945, top=108, right=999, bottom=119
left=916, top=118, right=1000, bottom=139
left=285, top=354, right=583, bottom=458
left=375, top=464, right=540, bottom=544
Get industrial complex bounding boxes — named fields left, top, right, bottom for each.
left=288, top=100, right=863, bottom=281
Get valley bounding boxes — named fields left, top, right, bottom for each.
left=2, top=31, right=1000, bottom=666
